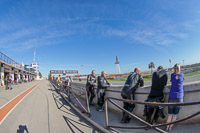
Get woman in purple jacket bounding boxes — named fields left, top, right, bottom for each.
left=166, top=64, right=184, bottom=131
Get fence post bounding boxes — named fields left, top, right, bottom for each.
left=85, top=87, right=91, bottom=117
left=68, top=86, right=71, bottom=101
left=105, top=97, right=109, bottom=128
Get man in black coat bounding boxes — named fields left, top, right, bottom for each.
left=145, top=66, right=168, bottom=124
left=121, top=68, right=144, bottom=123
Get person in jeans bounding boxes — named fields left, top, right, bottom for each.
left=121, top=68, right=144, bottom=123
left=145, top=66, right=168, bottom=124
left=166, top=64, right=184, bottom=132
left=96, top=71, right=112, bottom=112
left=86, top=70, right=97, bottom=106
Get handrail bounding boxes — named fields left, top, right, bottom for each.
left=0, top=51, right=24, bottom=70
left=0, top=51, right=37, bottom=75
left=105, top=98, right=167, bottom=133
left=105, top=96, right=200, bottom=133
left=107, top=96, right=200, bottom=106
left=50, top=79, right=91, bottom=117
left=106, top=88, right=200, bottom=95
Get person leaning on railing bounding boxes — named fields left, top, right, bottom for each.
left=96, top=71, right=112, bottom=112
left=68, top=75, right=73, bottom=86
left=144, top=66, right=168, bottom=124
left=63, top=76, right=70, bottom=90
left=121, top=68, right=144, bottom=123
left=166, top=64, right=184, bottom=132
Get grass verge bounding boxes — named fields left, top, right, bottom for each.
left=107, top=70, right=200, bottom=82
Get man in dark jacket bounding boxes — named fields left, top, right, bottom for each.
left=86, top=70, right=97, bottom=106
left=145, top=66, right=168, bottom=124
left=96, top=71, right=112, bottom=112
left=121, top=68, right=144, bottom=123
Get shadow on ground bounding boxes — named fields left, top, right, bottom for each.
left=17, top=125, right=29, bottom=133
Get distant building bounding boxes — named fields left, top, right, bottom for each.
left=31, top=62, right=40, bottom=79
left=115, top=56, right=121, bottom=74
left=31, top=49, right=40, bottom=79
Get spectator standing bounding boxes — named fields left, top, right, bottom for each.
left=86, top=70, right=97, bottom=106
left=166, top=64, right=184, bottom=132
left=96, top=71, right=112, bottom=112
left=145, top=66, right=168, bottom=124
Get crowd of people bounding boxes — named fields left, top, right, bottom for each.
left=52, top=75, right=73, bottom=89
left=3, top=73, right=35, bottom=90
left=52, top=63, right=184, bottom=132
left=85, top=63, right=184, bottom=132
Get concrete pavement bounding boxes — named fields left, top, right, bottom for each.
left=0, top=80, right=101, bottom=133
left=1, top=79, right=200, bottom=133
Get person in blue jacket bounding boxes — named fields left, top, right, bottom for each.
left=166, top=64, right=184, bottom=132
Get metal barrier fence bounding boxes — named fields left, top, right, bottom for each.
left=0, top=51, right=24, bottom=70
left=49, top=79, right=91, bottom=117
left=49, top=80, right=200, bottom=132
left=105, top=96, right=200, bottom=133
left=0, top=51, right=37, bottom=75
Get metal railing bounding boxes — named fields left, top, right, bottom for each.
left=104, top=96, right=200, bottom=133
left=0, top=51, right=24, bottom=70
left=49, top=78, right=91, bottom=117
left=0, top=52, right=37, bottom=75
left=48, top=81, right=200, bottom=132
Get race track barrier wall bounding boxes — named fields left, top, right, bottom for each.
left=71, top=81, right=200, bottom=124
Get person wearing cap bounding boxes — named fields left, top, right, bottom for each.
left=166, top=64, right=184, bottom=132
left=145, top=66, right=168, bottom=124
left=96, top=71, right=112, bottom=112
left=121, top=68, right=144, bottom=123
left=86, top=70, right=97, bottom=106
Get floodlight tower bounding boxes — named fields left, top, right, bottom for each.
left=115, top=56, right=121, bottom=74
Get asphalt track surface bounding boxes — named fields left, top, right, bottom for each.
left=0, top=80, right=101, bottom=133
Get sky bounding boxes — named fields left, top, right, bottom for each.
left=0, top=0, right=200, bottom=76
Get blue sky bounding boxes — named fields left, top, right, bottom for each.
left=0, top=0, right=200, bottom=76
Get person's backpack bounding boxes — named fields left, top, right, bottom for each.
left=122, top=73, right=138, bottom=95
left=64, top=80, right=68, bottom=85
